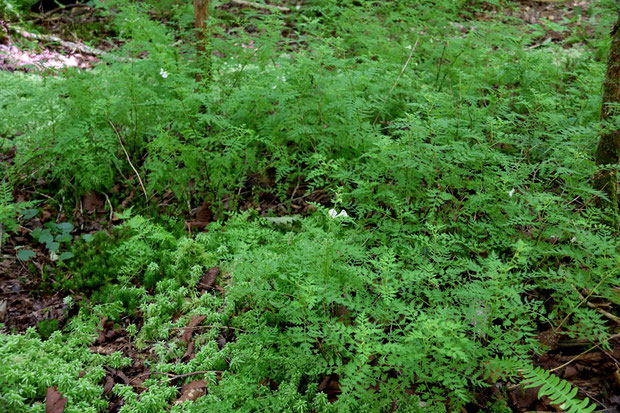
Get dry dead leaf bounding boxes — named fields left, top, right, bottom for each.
left=199, top=267, right=220, bottom=291
left=103, top=375, right=115, bottom=395
left=83, top=191, right=103, bottom=214
left=181, top=341, right=196, bottom=362
left=174, top=379, right=207, bottom=404
left=94, top=317, right=108, bottom=345
left=181, top=315, right=207, bottom=343
left=45, top=386, right=67, bottom=413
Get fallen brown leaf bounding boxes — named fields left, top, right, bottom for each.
left=103, top=375, right=115, bottom=395
left=94, top=317, right=108, bottom=345
left=216, top=335, right=227, bottom=350
left=186, top=202, right=213, bottom=231
left=199, top=267, right=220, bottom=291
left=174, top=379, right=207, bottom=404
left=181, top=315, right=207, bottom=343
left=45, top=386, right=67, bottom=413
left=181, top=341, right=196, bottom=362
left=83, top=191, right=103, bottom=214
left=195, top=202, right=213, bottom=227
left=317, top=374, right=341, bottom=402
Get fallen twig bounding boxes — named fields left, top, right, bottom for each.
left=9, top=25, right=136, bottom=62
left=171, top=324, right=248, bottom=333
left=108, top=121, right=149, bottom=202
left=39, top=3, right=92, bottom=18
left=550, top=332, right=620, bottom=372
left=103, top=193, right=114, bottom=222
left=230, top=0, right=290, bottom=12
left=155, top=370, right=224, bottom=384
left=571, top=284, right=620, bottom=324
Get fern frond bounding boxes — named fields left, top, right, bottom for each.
left=519, top=365, right=596, bottom=413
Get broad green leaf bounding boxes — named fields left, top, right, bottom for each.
left=56, top=222, right=74, bottom=233
left=56, top=233, right=72, bottom=243
left=17, top=249, right=36, bottom=261
left=46, top=241, right=60, bottom=253
left=82, top=233, right=94, bottom=243
left=21, top=208, right=38, bottom=219
left=39, top=231, right=53, bottom=245
left=58, top=252, right=74, bottom=261
left=30, top=228, right=43, bottom=239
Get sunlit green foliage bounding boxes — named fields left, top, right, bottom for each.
left=0, top=0, right=618, bottom=411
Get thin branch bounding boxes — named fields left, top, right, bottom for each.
left=103, top=193, right=114, bottom=222
left=108, top=121, right=148, bottom=201
left=9, top=26, right=136, bottom=62
left=155, top=370, right=224, bottom=384
left=230, top=0, right=290, bottom=12
left=550, top=332, right=620, bottom=372
left=373, top=39, right=419, bottom=127
left=554, top=275, right=609, bottom=333
left=171, top=325, right=248, bottom=333
left=572, top=285, right=620, bottom=324
left=39, top=3, right=92, bottom=18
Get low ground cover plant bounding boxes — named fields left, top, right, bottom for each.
left=0, top=0, right=618, bottom=411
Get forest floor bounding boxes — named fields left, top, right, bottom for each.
left=1, top=0, right=618, bottom=412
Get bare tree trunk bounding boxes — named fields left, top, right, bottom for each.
left=193, top=0, right=210, bottom=82
left=594, top=10, right=620, bottom=221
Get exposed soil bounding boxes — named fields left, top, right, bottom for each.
left=0, top=257, right=67, bottom=333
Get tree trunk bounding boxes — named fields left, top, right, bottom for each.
left=594, top=10, right=620, bottom=217
left=193, top=0, right=210, bottom=82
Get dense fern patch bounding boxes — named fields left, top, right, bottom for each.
left=0, top=0, right=618, bottom=412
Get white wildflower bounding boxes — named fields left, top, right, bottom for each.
left=508, top=188, right=515, bottom=198
left=571, top=236, right=577, bottom=243
left=63, top=296, right=74, bottom=309
left=329, top=209, right=348, bottom=219
left=159, top=68, right=168, bottom=79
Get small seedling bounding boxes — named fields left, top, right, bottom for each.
left=31, top=222, right=75, bottom=261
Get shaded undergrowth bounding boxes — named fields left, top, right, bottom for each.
left=0, top=0, right=618, bottom=412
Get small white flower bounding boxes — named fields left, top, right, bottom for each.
left=329, top=209, right=348, bottom=219
left=63, top=296, right=74, bottom=309
left=159, top=68, right=168, bottom=79
left=281, top=76, right=286, bottom=82
left=405, top=44, right=412, bottom=50
left=571, top=236, right=577, bottom=243
left=508, top=188, right=515, bottom=198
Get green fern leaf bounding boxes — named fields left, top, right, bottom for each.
left=520, top=365, right=596, bottom=413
